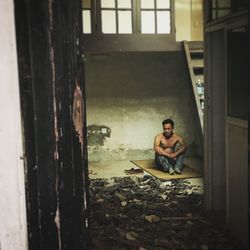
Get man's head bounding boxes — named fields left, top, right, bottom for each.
left=162, top=119, right=174, bottom=138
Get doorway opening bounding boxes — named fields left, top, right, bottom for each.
left=82, top=0, right=207, bottom=248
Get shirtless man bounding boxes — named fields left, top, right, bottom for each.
left=154, top=119, right=187, bottom=175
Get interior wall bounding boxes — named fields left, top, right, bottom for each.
left=0, top=1, right=27, bottom=249
left=85, top=52, right=201, bottom=161
left=175, top=0, right=203, bottom=41
left=204, top=30, right=226, bottom=212
left=191, top=0, right=204, bottom=41
left=226, top=26, right=248, bottom=248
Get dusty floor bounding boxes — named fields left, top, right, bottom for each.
left=88, top=159, right=239, bottom=250
left=88, top=157, right=204, bottom=192
left=89, top=157, right=203, bottom=178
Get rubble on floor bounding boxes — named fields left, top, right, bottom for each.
left=89, top=176, right=239, bottom=250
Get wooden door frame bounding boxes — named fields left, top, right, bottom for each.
left=14, top=0, right=90, bottom=249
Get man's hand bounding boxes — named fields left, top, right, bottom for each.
left=169, top=152, right=177, bottom=160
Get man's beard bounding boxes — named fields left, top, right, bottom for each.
left=164, top=132, right=173, bottom=138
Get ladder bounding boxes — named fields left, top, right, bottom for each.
left=183, top=41, right=204, bottom=131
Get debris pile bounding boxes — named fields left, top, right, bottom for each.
left=89, top=176, right=238, bottom=250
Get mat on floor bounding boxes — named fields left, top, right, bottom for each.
left=130, top=159, right=202, bottom=180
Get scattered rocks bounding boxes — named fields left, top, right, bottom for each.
left=145, top=215, right=161, bottom=223
left=126, top=232, right=138, bottom=241
left=89, top=176, right=239, bottom=250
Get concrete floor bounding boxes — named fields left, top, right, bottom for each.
left=88, top=156, right=204, bottom=193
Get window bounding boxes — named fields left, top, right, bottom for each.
left=227, top=27, right=247, bottom=120
left=82, top=0, right=92, bottom=33
left=82, top=0, right=172, bottom=35
left=211, top=0, right=231, bottom=20
left=101, top=0, right=133, bottom=34
left=140, top=0, right=171, bottom=34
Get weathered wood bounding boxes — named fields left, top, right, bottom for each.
left=14, top=0, right=89, bottom=249
left=14, top=0, right=41, bottom=249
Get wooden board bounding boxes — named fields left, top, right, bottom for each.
left=131, top=159, right=202, bottom=180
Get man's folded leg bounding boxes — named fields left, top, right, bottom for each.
left=174, top=153, right=185, bottom=174
left=155, top=154, right=174, bottom=175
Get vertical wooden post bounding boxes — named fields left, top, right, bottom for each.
left=14, top=0, right=89, bottom=249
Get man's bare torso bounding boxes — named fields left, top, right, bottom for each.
left=157, top=133, right=179, bottom=153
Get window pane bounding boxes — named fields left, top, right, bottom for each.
left=217, top=9, right=231, bottom=17
left=157, top=0, right=170, bottom=9
left=141, top=0, right=154, bottom=9
left=141, top=11, right=155, bottom=33
left=101, top=0, right=115, bottom=8
left=117, top=0, right=131, bottom=8
left=227, top=29, right=247, bottom=119
left=82, top=10, right=91, bottom=33
left=218, top=0, right=231, bottom=8
left=82, top=0, right=91, bottom=8
left=212, top=10, right=216, bottom=19
left=118, top=11, right=132, bottom=33
left=102, top=10, right=116, bottom=33
left=157, top=11, right=170, bottom=33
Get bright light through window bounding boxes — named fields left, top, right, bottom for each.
left=118, top=11, right=132, bottom=33
left=117, top=0, right=131, bottom=8
left=101, top=0, right=115, bottom=8
left=141, top=0, right=154, bottom=9
left=157, top=0, right=170, bottom=9
left=82, top=0, right=172, bottom=35
left=157, top=11, right=170, bottom=33
left=102, top=10, right=116, bottom=33
left=141, top=11, right=155, bottom=33
left=82, top=10, right=91, bottom=33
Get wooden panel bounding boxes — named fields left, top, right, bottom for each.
left=226, top=121, right=248, bottom=246
left=14, top=0, right=90, bottom=249
left=14, top=0, right=40, bottom=248
left=82, top=34, right=181, bottom=52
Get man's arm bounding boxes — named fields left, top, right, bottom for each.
left=154, top=135, right=172, bottom=157
left=171, top=135, right=187, bottom=158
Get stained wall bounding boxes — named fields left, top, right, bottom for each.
left=85, top=52, right=202, bottom=161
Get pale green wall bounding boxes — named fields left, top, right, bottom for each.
left=85, top=52, right=202, bottom=161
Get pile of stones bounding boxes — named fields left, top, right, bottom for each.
left=89, top=176, right=239, bottom=250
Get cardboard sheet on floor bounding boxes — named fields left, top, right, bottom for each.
left=130, top=159, right=202, bottom=180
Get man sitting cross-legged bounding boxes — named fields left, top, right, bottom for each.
left=154, top=118, right=187, bottom=175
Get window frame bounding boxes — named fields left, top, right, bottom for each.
left=100, top=0, right=134, bottom=34
left=139, top=0, right=172, bottom=34
left=208, top=0, right=232, bottom=21
left=82, top=0, right=175, bottom=36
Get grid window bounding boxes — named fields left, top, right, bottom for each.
left=82, top=0, right=173, bottom=35
left=101, top=0, right=133, bottom=34
left=102, top=10, right=116, bottom=33
left=82, top=10, right=92, bottom=33
left=211, top=0, right=231, bottom=20
left=101, top=0, right=115, bottom=8
left=157, top=11, right=170, bottom=33
left=140, top=0, right=171, bottom=34
left=82, top=0, right=92, bottom=33
left=141, top=11, right=155, bottom=33
left=157, top=0, right=170, bottom=9
left=118, top=11, right=132, bottom=33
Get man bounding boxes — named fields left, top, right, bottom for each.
left=154, top=118, right=187, bottom=175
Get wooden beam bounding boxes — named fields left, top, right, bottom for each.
left=14, top=0, right=89, bottom=249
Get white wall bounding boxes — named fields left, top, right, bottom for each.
left=0, top=1, right=28, bottom=249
